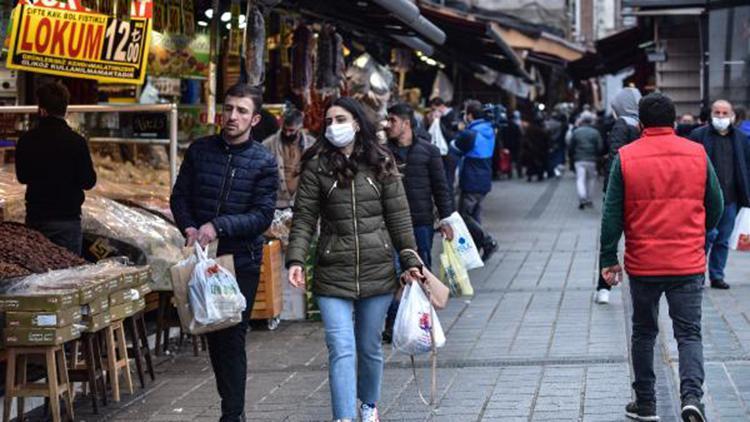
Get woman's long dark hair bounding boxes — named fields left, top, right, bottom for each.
left=301, top=97, right=398, bottom=183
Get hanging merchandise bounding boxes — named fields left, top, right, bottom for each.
left=181, top=0, right=195, bottom=36
left=346, top=53, right=394, bottom=122
left=153, top=0, right=166, bottom=32
left=316, top=25, right=340, bottom=95
left=167, top=0, right=181, bottom=33
left=430, top=70, right=454, bottom=103
left=333, top=31, right=345, bottom=89
left=243, top=1, right=266, bottom=88
left=291, top=24, right=313, bottom=104
left=6, top=0, right=153, bottom=85
left=222, top=0, right=242, bottom=88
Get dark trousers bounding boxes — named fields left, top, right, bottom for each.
left=597, top=274, right=611, bottom=291
left=458, top=192, right=492, bottom=248
left=206, top=258, right=260, bottom=422
left=443, top=153, right=458, bottom=196
left=630, top=276, right=704, bottom=403
left=26, top=218, right=83, bottom=256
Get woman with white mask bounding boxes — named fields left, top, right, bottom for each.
left=286, top=97, right=422, bottom=422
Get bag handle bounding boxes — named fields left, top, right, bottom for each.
left=409, top=283, right=439, bottom=407
left=194, top=243, right=210, bottom=262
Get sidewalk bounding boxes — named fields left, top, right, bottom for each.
left=54, top=174, right=750, bottom=421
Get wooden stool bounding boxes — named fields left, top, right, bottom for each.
left=103, top=320, right=134, bottom=402
left=125, top=310, right=155, bottom=388
left=69, top=331, right=108, bottom=413
left=3, top=345, right=74, bottom=422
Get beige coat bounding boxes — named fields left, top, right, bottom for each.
left=262, top=130, right=316, bottom=209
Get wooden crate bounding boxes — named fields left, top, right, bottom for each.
left=251, top=240, right=283, bottom=320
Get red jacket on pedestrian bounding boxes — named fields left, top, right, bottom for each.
left=619, top=127, right=708, bottom=276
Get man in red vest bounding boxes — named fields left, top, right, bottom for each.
left=600, top=93, right=724, bottom=422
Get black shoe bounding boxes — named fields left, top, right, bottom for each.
left=382, top=329, right=392, bottom=344
left=578, top=202, right=586, bottom=210
left=625, top=401, right=660, bottom=421
left=681, top=397, right=706, bottom=422
left=710, top=279, right=730, bottom=289
left=482, top=239, right=499, bottom=262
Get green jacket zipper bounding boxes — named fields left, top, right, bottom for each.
left=351, top=178, right=360, bottom=297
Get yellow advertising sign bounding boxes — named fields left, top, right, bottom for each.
left=6, top=2, right=152, bottom=84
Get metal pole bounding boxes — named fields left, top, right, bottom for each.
left=169, top=103, right=179, bottom=189
left=207, top=0, right=220, bottom=131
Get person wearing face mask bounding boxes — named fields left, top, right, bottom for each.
left=170, top=84, right=278, bottom=422
left=286, top=97, right=422, bottom=422
left=262, top=108, right=316, bottom=209
left=689, top=99, right=750, bottom=290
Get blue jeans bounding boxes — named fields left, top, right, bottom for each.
left=706, top=202, right=738, bottom=281
left=630, top=276, right=704, bottom=403
left=413, top=225, right=435, bottom=269
left=317, top=293, right=393, bottom=419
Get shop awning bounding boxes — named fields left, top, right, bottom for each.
left=567, top=27, right=647, bottom=80
left=281, top=0, right=445, bottom=46
left=418, top=5, right=534, bottom=82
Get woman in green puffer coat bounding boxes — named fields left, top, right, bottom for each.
left=287, top=97, right=421, bottom=422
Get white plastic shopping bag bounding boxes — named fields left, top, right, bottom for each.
left=729, top=207, right=750, bottom=251
left=171, top=244, right=246, bottom=334
left=393, top=283, right=446, bottom=355
left=428, top=118, right=449, bottom=156
left=444, top=212, right=484, bottom=270
left=188, top=244, right=247, bottom=325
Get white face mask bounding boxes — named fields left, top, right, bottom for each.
left=325, top=123, right=356, bottom=148
left=712, top=117, right=733, bottom=132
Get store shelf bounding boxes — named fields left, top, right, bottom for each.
left=89, top=137, right=171, bottom=145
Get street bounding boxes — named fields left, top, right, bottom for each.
left=75, top=173, right=750, bottom=422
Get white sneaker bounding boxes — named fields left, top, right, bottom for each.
left=595, top=289, right=610, bottom=304
left=360, top=404, right=380, bottom=422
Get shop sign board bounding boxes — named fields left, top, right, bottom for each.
left=148, top=31, right=209, bottom=79
left=6, top=0, right=153, bottom=84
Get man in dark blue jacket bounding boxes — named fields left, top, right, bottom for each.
left=689, top=99, right=750, bottom=290
left=170, top=84, right=278, bottom=422
left=453, top=100, right=498, bottom=261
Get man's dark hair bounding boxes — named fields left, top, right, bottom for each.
left=36, top=82, right=70, bottom=116
left=387, top=102, right=415, bottom=128
left=464, top=99, right=485, bottom=120
left=699, top=105, right=711, bottom=123
left=736, top=106, right=746, bottom=123
left=428, top=97, right=446, bottom=107
left=224, top=83, right=264, bottom=113
left=282, top=108, right=304, bottom=127
left=639, top=93, right=676, bottom=128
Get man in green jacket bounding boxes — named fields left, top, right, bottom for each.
left=600, top=93, right=723, bottom=422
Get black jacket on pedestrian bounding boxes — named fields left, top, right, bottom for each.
left=15, top=116, right=97, bottom=221
left=387, top=131, right=454, bottom=227
left=603, top=118, right=640, bottom=192
left=438, top=108, right=459, bottom=142
left=170, top=134, right=278, bottom=268
left=689, top=125, right=750, bottom=207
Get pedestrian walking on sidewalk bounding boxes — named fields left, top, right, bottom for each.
left=286, top=97, right=422, bottom=422
left=171, top=84, right=279, bottom=422
left=452, top=99, right=499, bottom=261
left=16, top=81, right=97, bottom=256
left=689, top=99, right=750, bottom=290
left=569, top=113, right=604, bottom=210
left=595, top=87, right=642, bottom=305
left=382, top=102, right=455, bottom=343
left=600, top=92, right=723, bottom=422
